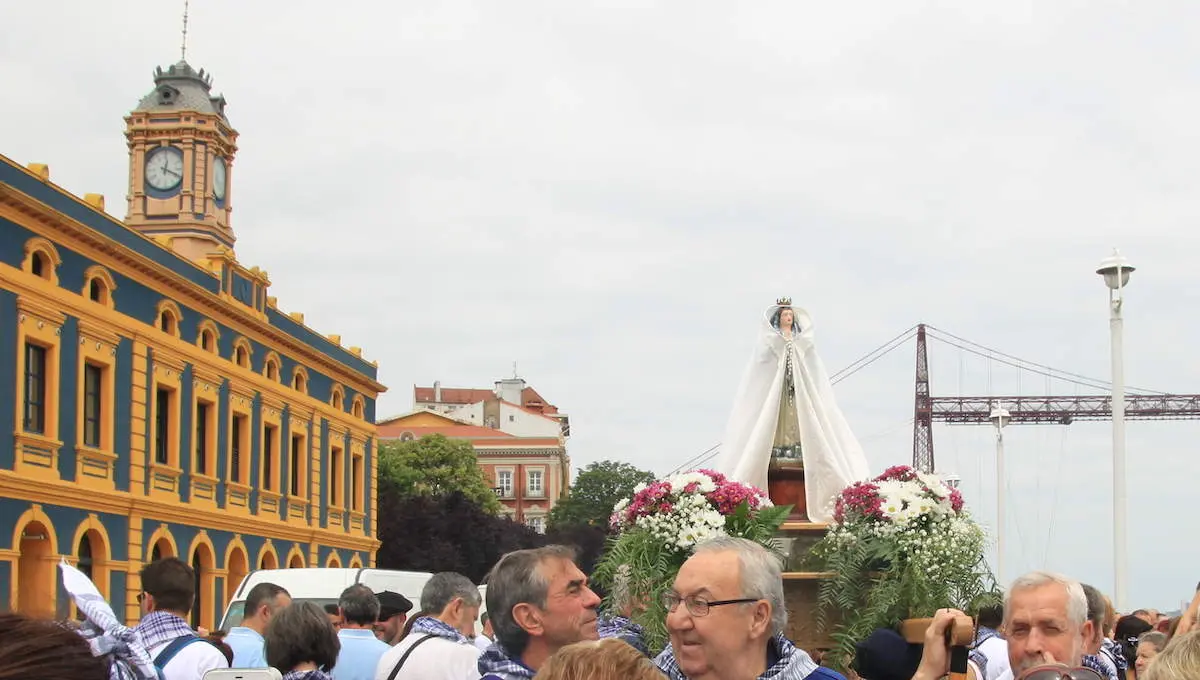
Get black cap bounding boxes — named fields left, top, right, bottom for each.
left=377, top=591, right=414, bottom=620
left=852, top=628, right=923, bottom=680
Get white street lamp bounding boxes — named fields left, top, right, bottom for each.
left=1097, top=248, right=1133, bottom=611
left=943, top=472, right=962, bottom=490
left=990, top=404, right=1011, bottom=588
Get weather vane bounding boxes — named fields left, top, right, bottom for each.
left=181, top=0, right=190, bottom=61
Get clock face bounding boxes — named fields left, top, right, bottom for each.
left=213, top=157, right=228, bottom=200
left=145, top=147, right=184, bottom=191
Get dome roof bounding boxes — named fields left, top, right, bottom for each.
left=134, top=60, right=228, bottom=119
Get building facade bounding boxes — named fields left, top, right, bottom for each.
left=381, top=378, right=571, bottom=531
left=0, top=57, right=385, bottom=626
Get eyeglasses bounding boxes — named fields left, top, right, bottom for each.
left=1018, top=665, right=1103, bottom=680
left=660, top=592, right=759, bottom=617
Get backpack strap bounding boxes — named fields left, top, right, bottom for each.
left=154, top=635, right=204, bottom=670
left=385, top=634, right=436, bottom=680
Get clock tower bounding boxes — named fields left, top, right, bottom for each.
left=125, top=60, right=238, bottom=261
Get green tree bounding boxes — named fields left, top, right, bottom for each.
left=548, top=460, right=657, bottom=529
left=377, top=434, right=502, bottom=514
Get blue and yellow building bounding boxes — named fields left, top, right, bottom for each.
left=0, top=56, right=386, bottom=626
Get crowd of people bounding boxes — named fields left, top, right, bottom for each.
left=2, top=537, right=1198, bottom=680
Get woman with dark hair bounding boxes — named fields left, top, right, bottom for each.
left=0, top=611, right=108, bottom=680
left=265, top=601, right=341, bottom=680
left=1116, top=615, right=1155, bottom=679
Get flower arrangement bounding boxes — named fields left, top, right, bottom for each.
left=593, top=469, right=791, bottom=654
left=811, top=465, right=999, bottom=668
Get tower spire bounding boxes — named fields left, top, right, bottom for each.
left=180, top=0, right=190, bottom=61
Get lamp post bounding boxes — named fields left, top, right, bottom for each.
left=943, top=472, right=962, bottom=490
left=989, top=404, right=1011, bottom=588
left=1097, top=249, right=1134, bottom=611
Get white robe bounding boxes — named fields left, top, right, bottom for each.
left=716, top=305, right=871, bottom=523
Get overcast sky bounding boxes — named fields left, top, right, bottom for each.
left=6, top=1, right=1199, bottom=611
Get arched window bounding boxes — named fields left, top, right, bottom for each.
left=196, top=321, right=220, bottom=353
left=351, top=396, right=365, bottom=420
left=232, top=338, right=253, bottom=369
left=22, top=238, right=61, bottom=284
left=330, top=385, right=345, bottom=410
left=155, top=300, right=182, bottom=338
left=291, top=367, right=308, bottom=394
left=77, top=533, right=94, bottom=582
left=79, top=266, right=117, bottom=308
left=263, top=352, right=282, bottom=382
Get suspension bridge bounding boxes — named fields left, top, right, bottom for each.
left=671, top=322, right=1200, bottom=473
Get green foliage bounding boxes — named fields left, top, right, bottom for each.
left=591, top=501, right=791, bottom=655
left=548, top=461, right=657, bottom=530
left=811, top=519, right=1000, bottom=670
left=377, top=435, right=502, bottom=515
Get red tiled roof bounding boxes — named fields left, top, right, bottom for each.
left=377, top=423, right=516, bottom=439
left=413, top=384, right=563, bottom=416
left=412, top=387, right=495, bottom=405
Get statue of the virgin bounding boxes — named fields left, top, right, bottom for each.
left=715, top=297, right=871, bottom=522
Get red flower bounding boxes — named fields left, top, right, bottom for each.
left=875, top=465, right=918, bottom=482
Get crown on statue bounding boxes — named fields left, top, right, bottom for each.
left=776, top=296, right=792, bottom=306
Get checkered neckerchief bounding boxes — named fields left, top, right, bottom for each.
left=135, top=610, right=197, bottom=651
left=656, top=633, right=818, bottom=680
left=477, top=642, right=537, bottom=680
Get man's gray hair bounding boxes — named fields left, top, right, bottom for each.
left=339, top=583, right=381, bottom=626
left=485, top=545, right=578, bottom=656
left=694, top=536, right=787, bottom=636
left=420, top=572, right=482, bottom=614
left=1004, top=571, right=1088, bottom=628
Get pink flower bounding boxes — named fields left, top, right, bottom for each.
left=875, top=465, right=918, bottom=483
left=948, top=488, right=964, bottom=513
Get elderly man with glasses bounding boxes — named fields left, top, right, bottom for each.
left=655, top=536, right=835, bottom=680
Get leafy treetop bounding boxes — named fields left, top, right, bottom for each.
left=548, top=460, right=657, bottom=529
left=377, top=434, right=502, bottom=515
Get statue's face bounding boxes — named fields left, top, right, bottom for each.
left=779, top=308, right=794, bottom=328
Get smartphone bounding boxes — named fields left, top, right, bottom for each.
left=204, top=669, right=282, bottom=680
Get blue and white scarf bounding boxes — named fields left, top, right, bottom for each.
left=59, top=560, right=159, bottom=680
left=477, top=643, right=537, bottom=680
left=656, top=633, right=819, bottom=680
left=282, top=670, right=334, bottom=680
left=411, top=615, right=471, bottom=644
left=135, top=610, right=198, bottom=652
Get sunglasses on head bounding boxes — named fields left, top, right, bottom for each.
left=1018, top=665, right=1103, bottom=680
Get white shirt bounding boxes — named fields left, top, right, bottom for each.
left=145, top=637, right=229, bottom=680
left=473, top=635, right=492, bottom=652
left=375, top=633, right=481, bottom=680
left=975, top=635, right=1012, bottom=680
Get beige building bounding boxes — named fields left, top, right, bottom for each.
left=378, top=377, right=570, bottom=531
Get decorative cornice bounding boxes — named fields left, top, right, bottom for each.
left=0, top=189, right=385, bottom=395
left=78, top=319, right=124, bottom=347
left=17, top=294, right=67, bottom=326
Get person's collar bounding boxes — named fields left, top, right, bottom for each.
left=230, top=626, right=264, bottom=639
left=339, top=627, right=378, bottom=637
left=239, top=619, right=268, bottom=635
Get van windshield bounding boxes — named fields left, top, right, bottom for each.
left=220, top=598, right=339, bottom=631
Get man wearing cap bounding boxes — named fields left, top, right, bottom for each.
left=375, top=591, right=414, bottom=646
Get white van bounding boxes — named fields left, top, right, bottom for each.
left=219, top=568, right=433, bottom=631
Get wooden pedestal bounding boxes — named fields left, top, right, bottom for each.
left=767, top=462, right=808, bottom=521
left=777, top=521, right=836, bottom=654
